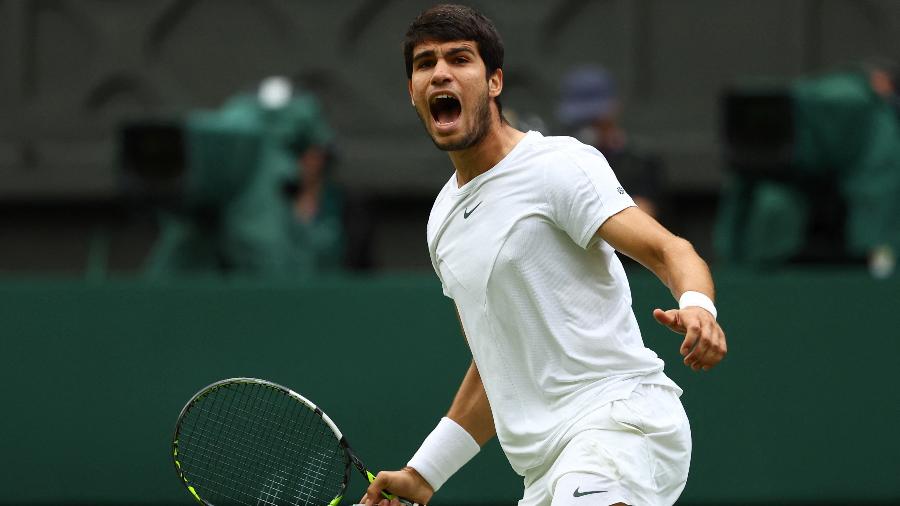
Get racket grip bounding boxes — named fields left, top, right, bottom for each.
left=384, top=491, right=417, bottom=506
left=365, top=470, right=419, bottom=505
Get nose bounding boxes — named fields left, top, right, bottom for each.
left=431, top=58, right=452, bottom=85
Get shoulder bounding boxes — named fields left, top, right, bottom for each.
left=524, top=133, right=612, bottom=185
left=526, top=133, right=608, bottom=166
left=527, top=132, right=604, bottom=159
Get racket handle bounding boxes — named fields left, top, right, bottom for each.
left=383, top=491, right=417, bottom=506
left=363, top=469, right=419, bottom=505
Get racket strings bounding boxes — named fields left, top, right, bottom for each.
left=177, top=382, right=346, bottom=506
left=181, top=386, right=292, bottom=505
left=282, top=391, right=342, bottom=505
left=181, top=384, right=342, bottom=505
left=245, top=384, right=343, bottom=503
left=254, top=385, right=337, bottom=506
left=184, top=398, right=338, bottom=500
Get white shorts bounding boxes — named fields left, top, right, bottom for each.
left=518, top=383, right=692, bottom=506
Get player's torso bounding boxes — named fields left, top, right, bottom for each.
left=426, top=134, right=669, bottom=474
left=428, top=163, right=548, bottom=307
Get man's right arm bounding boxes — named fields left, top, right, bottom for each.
left=446, top=360, right=495, bottom=445
left=447, top=305, right=497, bottom=446
left=446, top=305, right=494, bottom=445
left=363, top=310, right=493, bottom=506
left=362, top=361, right=493, bottom=506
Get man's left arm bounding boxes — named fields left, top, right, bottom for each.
left=596, top=206, right=727, bottom=371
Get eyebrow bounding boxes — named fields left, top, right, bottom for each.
left=412, top=46, right=476, bottom=64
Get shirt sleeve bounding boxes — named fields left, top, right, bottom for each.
left=544, top=145, right=636, bottom=249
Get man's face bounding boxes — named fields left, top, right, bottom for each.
left=407, top=40, right=501, bottom=151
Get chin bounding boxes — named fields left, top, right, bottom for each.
left=431, top=135, right=471, bottom=152
left=429, top=124, right=488, bottom=152
left=431, top=134, right=463, bottom=151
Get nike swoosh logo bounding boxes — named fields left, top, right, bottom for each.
left=463, top=201, right=482, bottom=219
left=573, top=487, right=607, bottom=498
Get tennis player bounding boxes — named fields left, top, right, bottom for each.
left=363, top=5, right=726, bottom=506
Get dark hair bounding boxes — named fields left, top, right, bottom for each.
left=403, top=4, right=506, bottom=116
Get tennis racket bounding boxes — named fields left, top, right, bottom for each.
left=172, top=377, right=416, bottom=505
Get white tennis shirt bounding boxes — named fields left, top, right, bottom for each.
left=426, top=131, right=679, bottom=475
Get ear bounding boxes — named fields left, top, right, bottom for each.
left=407, top=80, right=415, bottom=106
left=488, top=68, right=503, bottom=99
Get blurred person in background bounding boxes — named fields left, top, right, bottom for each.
left=715, top=60, right=900, bottom=272
left=863, top=60, right=900, bottom=276
left=557, top=66, right=664, bottom=220
left=145, top=76, right=371, bottom=277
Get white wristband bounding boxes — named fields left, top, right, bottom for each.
left=407, top=417, right=480, bottom=492
left=679, top=291, right=717, bottom=319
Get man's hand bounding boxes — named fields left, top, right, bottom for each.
left=361, top=466, right=433, bottom=506
left=653, top=307, right=727, bottom=371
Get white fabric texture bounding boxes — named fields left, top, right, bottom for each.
left=407, top=417, right=480, bottom=492
left=518, top=384, right=691, bottom=506
left=426, top=131, right=680, bottom=475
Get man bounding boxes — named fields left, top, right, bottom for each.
left=363, top=5, right=726, bottom=506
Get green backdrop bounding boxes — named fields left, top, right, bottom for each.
left=1, top=269, right=898, bottom=504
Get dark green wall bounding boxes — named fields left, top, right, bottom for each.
left=1, top=270, right=898, bottom=504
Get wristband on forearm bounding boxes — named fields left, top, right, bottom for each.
left=678, top=290, right=717, bottom=319
left=407, top=417, right=480, bottom=492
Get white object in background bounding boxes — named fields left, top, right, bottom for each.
left=869, top=245, right=896, bottom=279
left=258, top=76, right=292, bottom=109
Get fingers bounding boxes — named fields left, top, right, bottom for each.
left=653, top=308, right=684, bottom=334
left=362, top=471, right=391, bottom=506
left=362, top=493, right=394, bottom=506
left=680, top=309, right=727, bottom=371
left=656, top=307, right=725, bottom=369
left=679, top=320, right=700, bottom=358
left=682, top=319, right=711, bottom=370
left=699, top=323, right=727, bottom=370
left=361, top=468, right=431, bottom=506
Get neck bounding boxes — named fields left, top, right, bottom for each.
left=449, top=119, right=527, bottom=187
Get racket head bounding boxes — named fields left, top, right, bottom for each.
left=172, top=378, right=351, bottom=506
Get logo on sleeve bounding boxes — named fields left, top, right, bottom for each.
left=616, top=186, right=625, bottom=194
left=463, top=201, right=483, bottom=219
left=573, top=487, right=607, bottom=498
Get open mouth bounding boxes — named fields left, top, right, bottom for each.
left=430, top=94, right=462, bottom=126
